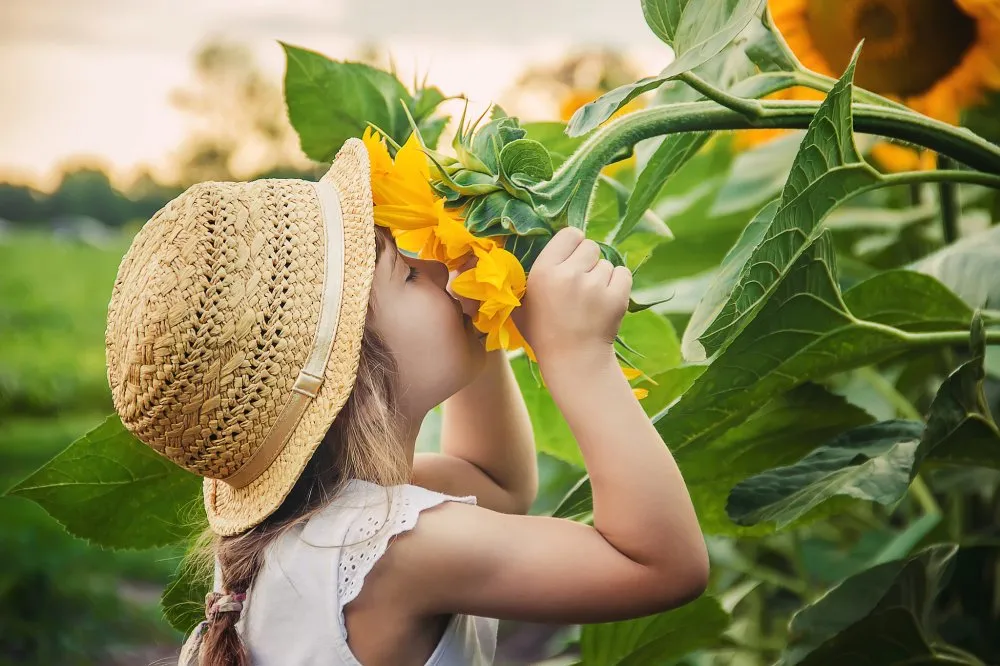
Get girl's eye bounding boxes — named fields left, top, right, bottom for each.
left=405, top=266, right=419, bottom=283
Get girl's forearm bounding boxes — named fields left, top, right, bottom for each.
left=541, top=346, right=707, bottom=575
left=440, top=350, right=538, bottom=511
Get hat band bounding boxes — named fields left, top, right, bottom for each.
left=223, top=181, right=347, bottom=489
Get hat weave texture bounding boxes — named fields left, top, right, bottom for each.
left=106, top=139, right=375, bottom=535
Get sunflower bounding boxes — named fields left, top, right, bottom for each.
left=745, top=0, right=1000, bottom=169
left=361, top=127, right=533, bottom=357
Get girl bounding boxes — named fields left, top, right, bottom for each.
left=104, top=138, right=708, bottom=666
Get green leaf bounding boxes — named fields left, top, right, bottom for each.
left=911, top=224, right=1000, bottom=309
left=919, top=314, right=1000, bottom=469
left=411, top=85, right=446, bottom=122
left=742, top=12, right=801, bottom=72
left=658, top=241, right=977, bottom=533
left=567, top=0, right=764, bottom=136
left=465, top=191, right=512, bottom=234
left=6, top=414, right=203, bottom=549
left=506, top=232, right=552, bottom=271
left=515, top=311, right=683, bottom=469
left=566, top=76, right=667, bottom=138
left=523, top=122, right=586, bottom=167
left=555, top=383, right=871, bottom=534
left=685, top=48, right=882, bottom=360
left=726, top=420, right=925, bottom=528
left=499, top=138, right=554, bottom=184
left=580, top=594, right=730, bottom=665
left=500, top=198, right=551, bottom=237
left=551, top=475, right=594, bottom=521
left=433, top=169, right=501, bottom=201
left=710, top=131, right=802, bottom=216
left=796, top=608, right=958, bottom=666
left=618, top=310, right=684, bottom=377
left=842, top=270, right=972, bottom=332
left=868, top=513, right=942, bottom=567
left=663, top=238, right=971, bottom=466
left=783, top=545, right=958, bottom=665
left=650, top=0, right=767, bottom=78
left=162, top=548, right=213, bottom=634
left=597, top=241, right=626, bottom=268
left=472, top=117, right=527, bottom=174
left=616, top=132, right=710, bottom=244
left=512, top=357, right=580, bottom=467
left=725, top=314, right=999, bottom=528
left=282, top=44, right=413, bottom=162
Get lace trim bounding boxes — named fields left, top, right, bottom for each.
left=332, top=483, right=476, bottom=661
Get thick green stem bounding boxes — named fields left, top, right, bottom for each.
left=537, top=101, right=1000, bottom=215
left=937, top=154, right=961, bottom=243
left=903, top=329, right=1000, bottom=348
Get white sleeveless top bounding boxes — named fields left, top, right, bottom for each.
left=179, top=479, right=498, bottom=665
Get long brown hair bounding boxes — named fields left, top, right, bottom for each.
left=186, top=228, right=410, bottom=666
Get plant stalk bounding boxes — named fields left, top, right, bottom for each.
left=937, top=154, right=961, bottom=244
left=537, top=100, right=1000, bottom=217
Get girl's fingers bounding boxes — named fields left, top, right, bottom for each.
left=564, top=238, right=601, bottom=273
left=589, top=258, right=614, bottom=286
left=609, top=265, right=633, bottom=297
left=534, top=227, right=585, bottom=269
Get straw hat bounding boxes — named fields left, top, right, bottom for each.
left=105, top=138, right=376, bottom=536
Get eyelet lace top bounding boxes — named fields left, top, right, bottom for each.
left=180, top=479, right=498, bottom=666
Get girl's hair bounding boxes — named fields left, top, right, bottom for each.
left=188, top=228, right=410, bottom=666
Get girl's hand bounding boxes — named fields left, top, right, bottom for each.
left=513, top=227, right=631, bottom=367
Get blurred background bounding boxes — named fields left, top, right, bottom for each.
left=5, top=0, right=1000, bottom=664
left=0, top=1, right=664, bottom=664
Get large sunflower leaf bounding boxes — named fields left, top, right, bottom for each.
left=910, top=224, right=1000, bottom=309
left=580, top=594, right=729, bottom=665
left=726, top=315, right=999, bottom=527
left=683, top=48, right=882, bottom=361
left=794, top=607, right=961, bottom=666
left=651, top=0, right=766, bottom=79
left=782, top=545, right=958, bottom=666
left=725, top=420, right=925, bottom=528
left=162, top=548, right=213, bottom=634
left=553, top=382, right=872, bottom=533
left=282, top=44, right=414, bottom=162
left=919, top=314, right=1000, bottom=468
left=616, top=132, right=710, bottom=244
left=567, top=0, right=764, bottom=136
left=5, top=414, right=204, bottom=550
left=658, top=239, right=971, bottom=462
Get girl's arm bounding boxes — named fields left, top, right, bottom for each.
left=412, top=349, right=537, bottom=515
left=376, top=228, right=710, bottom=623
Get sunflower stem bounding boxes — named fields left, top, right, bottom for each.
left=679, top=71, right=765, bottom=119
left=539, top=100, right=1000, bottom=215
left=937, top=154, right=961, bottom=244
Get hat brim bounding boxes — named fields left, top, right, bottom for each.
left=202, top=138, right=376, bottom=536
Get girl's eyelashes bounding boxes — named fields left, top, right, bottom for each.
left=405, top=266, right=419, bottom=283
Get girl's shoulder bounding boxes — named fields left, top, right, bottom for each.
left=298, top=478, right=478, bottom=548
left=293, top=478, right=480, bottom=624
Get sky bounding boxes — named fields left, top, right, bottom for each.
left=0, top=0, right=667, bottom=189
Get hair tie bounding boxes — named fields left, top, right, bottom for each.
left=205, top=591, right=247, bottom=621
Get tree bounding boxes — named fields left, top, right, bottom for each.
left=168, top=40, right=314, bottom=185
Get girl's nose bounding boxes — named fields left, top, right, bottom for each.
left=417, top=257, right=450, bottom=290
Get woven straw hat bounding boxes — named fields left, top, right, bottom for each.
left=106, top=138, right=376, bottom=536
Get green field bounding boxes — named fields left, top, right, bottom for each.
left=0, top=230, right=184, bottom=664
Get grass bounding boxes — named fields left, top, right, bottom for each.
left=0, top=230, right=185, bottom=664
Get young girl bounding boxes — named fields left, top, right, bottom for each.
left=104, top=138, right=708, bottom=666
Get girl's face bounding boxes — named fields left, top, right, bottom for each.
left=369, top=238, right=486, bottom=420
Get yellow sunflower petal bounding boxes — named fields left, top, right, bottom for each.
left=621, top=366, right=643, bottom=381
left=632, top=388, right=650, bottom=400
